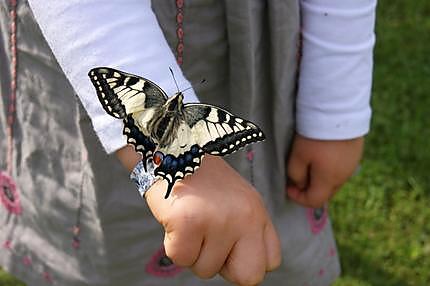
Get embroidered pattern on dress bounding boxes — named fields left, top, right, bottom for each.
left=246, top=147, right=256, bottom=185
left=175, top=0, right=185, bottom=65
left=0, top=171, right=22, bottom=215
left=145, top=246, right=182, bottom=278
left=306, top=205, right=328, bottom=235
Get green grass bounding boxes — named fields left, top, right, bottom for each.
left=0, top=270, right=24, bottom=286
left=332, top=0, right=430, bottom=285
left=1, top=1, right=429, bottom=285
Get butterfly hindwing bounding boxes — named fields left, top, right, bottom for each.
left=88, top=67, right=168, bottom=118
left=183, top=104, right=265, bottom=156
left=154, top=144, right=204, bottom=199
left=123, top=115, right=157, bottom=168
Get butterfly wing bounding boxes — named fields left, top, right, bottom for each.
left=152, top=104, right=265, bottom=199
left=183, top=104, right=265, bottom=155
left=88, top=67, right=167, bottom=165
left=123, top=114, right=157, bottom=167
left=155, top=143, right=204, bottom=199
left=88, top=67, right=168, bottom=118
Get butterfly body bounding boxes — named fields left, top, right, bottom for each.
left=88, top=67, right=265, bottom=198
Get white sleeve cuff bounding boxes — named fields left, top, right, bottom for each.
left=297, top=0, right=376, bottom=140
left=29, top=0, right=199, bottom=153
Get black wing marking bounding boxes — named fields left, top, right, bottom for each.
left=88, top=67, right=168, bottom=118
left=183, top=104, right=265, bottom=156
left=123, top=115, right=156, bottom=169
left=154, top=145, right=204, bottom=199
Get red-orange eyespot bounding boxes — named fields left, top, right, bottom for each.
left=153, top=151, right=164, bottom=166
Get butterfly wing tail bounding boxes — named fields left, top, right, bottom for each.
left=164, top=183, right=174, bottom=199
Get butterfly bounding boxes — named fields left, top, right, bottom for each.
left=88, top=67, right=265, bottom=198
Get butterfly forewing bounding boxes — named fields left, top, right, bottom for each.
left=183, top=104, right=265, bottom=156
left=88, top=67, right=168, bottom=118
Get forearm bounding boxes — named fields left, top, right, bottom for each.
left=116, top=145, right=141, bottom=172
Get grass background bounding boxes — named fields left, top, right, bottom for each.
left=1, top=1, right=429, bottom=285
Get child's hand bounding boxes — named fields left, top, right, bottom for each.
left=145, top=155, right=281, bottom=285
left=286, top=134, right=364, bottom=208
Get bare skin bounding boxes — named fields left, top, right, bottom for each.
left=286, top=134, right=364, bottom=208
left=116, top=134, right=364, bottom=285
left=116, top=146, right=281, bottom=285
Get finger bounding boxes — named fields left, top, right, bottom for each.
left=263, top=222, right=282, bottom=272
left=191, top=235, right=233, bottom=279
left=163, top=215, right=205, bottom=267
left=287, top=149, right=309, bottom=189
left=220, top=234, right=266, bottom=286
left=286, top=170, right=333, bottom=209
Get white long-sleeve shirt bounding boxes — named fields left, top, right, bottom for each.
left=29, top=0, right=376, bottom=153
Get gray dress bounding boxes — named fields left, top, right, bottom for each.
left=0, top=0, right=340, bottom=285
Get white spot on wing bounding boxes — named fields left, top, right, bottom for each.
left=131, top=80, right=145, bottom=90
left=207, top=109, right=219, bottom=122
left=207, top=123, right=218, bottom=138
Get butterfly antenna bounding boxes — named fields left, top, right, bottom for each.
left=179, top=78, right=206, bottom=94
left=169, top=67, right=180, bottom=93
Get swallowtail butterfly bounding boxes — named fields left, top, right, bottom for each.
left=88, top=67, right=265, bottom=198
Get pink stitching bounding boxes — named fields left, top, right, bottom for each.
left=3, top=239, right=12, bottom=250
left=246, top=150, right=255, bottom=161
left=6, top=0, right=18, bottom=175
left=42, top=271, right=53, bottom=284
left=22, top=255, right=32, bottom=266
left=175, top=0, right=185, bottom=65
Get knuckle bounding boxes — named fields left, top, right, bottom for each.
left=169, top=209, right=207, bottom=231
left=192, top=268, right=218, bottom=279
left=164, top=247, right=193, bottom=267
left=235, top=270, right=265, bottom=286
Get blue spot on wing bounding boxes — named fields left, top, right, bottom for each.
left=155, top=144, right=204, bottom=199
